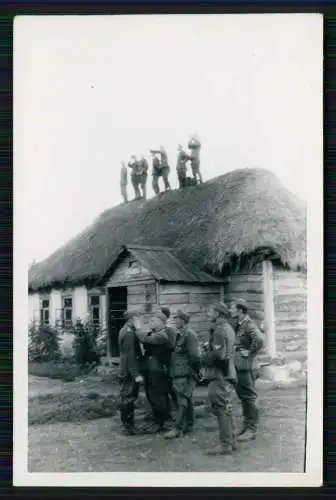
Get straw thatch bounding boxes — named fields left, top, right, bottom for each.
left=28, top=168, right=306, bottom=292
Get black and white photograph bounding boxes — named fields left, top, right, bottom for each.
left=14, top=13, right=323, bottom=487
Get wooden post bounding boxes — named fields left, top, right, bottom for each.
left=262, top=260, right=277, bottom=358
left=156, top=281, right=160, bottom=305
left=105, top=287, right=111, bottom=358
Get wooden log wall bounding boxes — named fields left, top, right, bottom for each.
left=159, top=283, right=222, bottom=343
left=224, top=272, right=264, bottom=323
left=273, top=270, right=307, bottom=359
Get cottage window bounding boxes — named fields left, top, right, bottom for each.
left=89, top=295, right=100, bottom=325
left=62, top=296, right=73, bottom=328
left=40, top=298, right=50, bottom=325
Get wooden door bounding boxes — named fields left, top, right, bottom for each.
left=108, top=286, right=128, bottom=357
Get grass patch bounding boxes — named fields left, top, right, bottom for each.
left=28, top=361, right=88, bottom=381
left=29, top=391, right=120, bottom=425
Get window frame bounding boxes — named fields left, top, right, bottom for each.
left=61, top=292, right=73, bottom=329
left=39, top=295, right=50, bottom=325
left=88, top=292, right=101, bottom=326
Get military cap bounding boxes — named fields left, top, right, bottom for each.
left=174, top=310, right=190, bottom=323
left=123, top=309, right=141, bottom=320
left=152, top=310, right=167, bottom=323
left=160, top=307, right=171, bottom=319
left=211, top=301, right=230, bottom=317
left=231, top=298, right=248, bottom=311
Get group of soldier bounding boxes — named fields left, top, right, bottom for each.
left=119, top=135, right=203, bottom=203
left=118, top=297, right=264, bottom=456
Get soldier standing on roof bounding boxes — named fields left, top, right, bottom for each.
left=128, top=155, right=142, bottom=200
left=151, top=151, right=161, bottom=195
left=164, top=310, right=201, bottom=439
left=176, top=144, right=190, bottom=189
left=138, top=155, right=149, bottom=200
left=118, top=310, right=144, bottom=435
left=150, top=146, right=171, bottom=193
left=120, top=161, right=128, bottom=203
left=188, top=134, right=203, bottom=184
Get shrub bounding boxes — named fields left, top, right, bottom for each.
left=28, top=360, right=83, bottom=381
left=28, top=322, right=61, bottom=362
left=73, top=319, right=102, bottom=368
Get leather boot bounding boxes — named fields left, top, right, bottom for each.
left=121, top=406, right=136, bottom=435
left=184, top=401, right=194, bottom=434
left=217, top=410, right=236, bottom=452
left=164, top=406, right=185, bottom=439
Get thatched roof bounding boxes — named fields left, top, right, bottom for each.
left=28, top=168, right=306, bottom=292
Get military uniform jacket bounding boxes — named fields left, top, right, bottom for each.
left=136, top=327, right=174, bottom=373
left=152, top=156, right=161, bottom=176
left=188, top=138, right=201, bottom=162
left=170, top=326, right=200, bottom=379
left=138, top=159, right=149, bottom=176
left=119, top=323, right=143, bottom=379
left=234, top=315, right=264, bottom=371
left=176, top=150, right=190, bottom=173
left=151, top=150, right=169, bottom=168
left=202, top=320, right=237, bottom=383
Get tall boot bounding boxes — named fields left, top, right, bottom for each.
left=238, top=400, right=258, bottom=441
left=121, top=405, right=136, bottom=435
left=184, top=400, right=194, bottom=434
left=207, top=409, right=235, bottom=456
left=164, top=405, right=185, bottom=439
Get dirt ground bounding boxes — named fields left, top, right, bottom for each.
left=28, top=374, right=306, bottom=473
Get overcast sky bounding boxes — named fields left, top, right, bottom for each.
left=14, top=14, right=322, bottom=265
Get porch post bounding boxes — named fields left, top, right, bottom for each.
left=105, top=287, right=111, bottom=358
left=262, top=260, right=277, bottom=358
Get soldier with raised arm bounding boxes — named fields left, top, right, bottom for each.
left=150, top=146, right=171, bottom=192
left=188, top=134, right=203, bottom=184
left=176, top=144, right=190, bottom=189
left=128, top=155, right=141, bottom=199
left=138, top=155, right=149, bottom=200
left=133, top=310, right=174, bottom=433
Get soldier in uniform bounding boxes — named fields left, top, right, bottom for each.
left=188, top=134, right=203, bottom=184
left=164, top=310, right=201, bottom=439
left=150, top=146, right=171, bottom=192
left=202, top=302, right=237, bottom=455
left=133, top=310, right=174, bottom=433
left=118, top=310, right=144, bottom=435
left=160, top=307, right=178, bottom=413
left=176, top=144, right=190, bottom=189
left=138, top=155, right=149, bottom=200
left=229, top=298, right=264, bottom=442
left=151, top=151, right=161, bottom=195
left=120, top=161, right=128, bottom=203
left=128, top=155, right=141, bottom=199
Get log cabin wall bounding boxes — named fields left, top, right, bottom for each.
left=224, top=265, right=264, bottom=324
left=158, top=283, right=222, bottom=343
left=273, top=270, right=307, bottom=359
